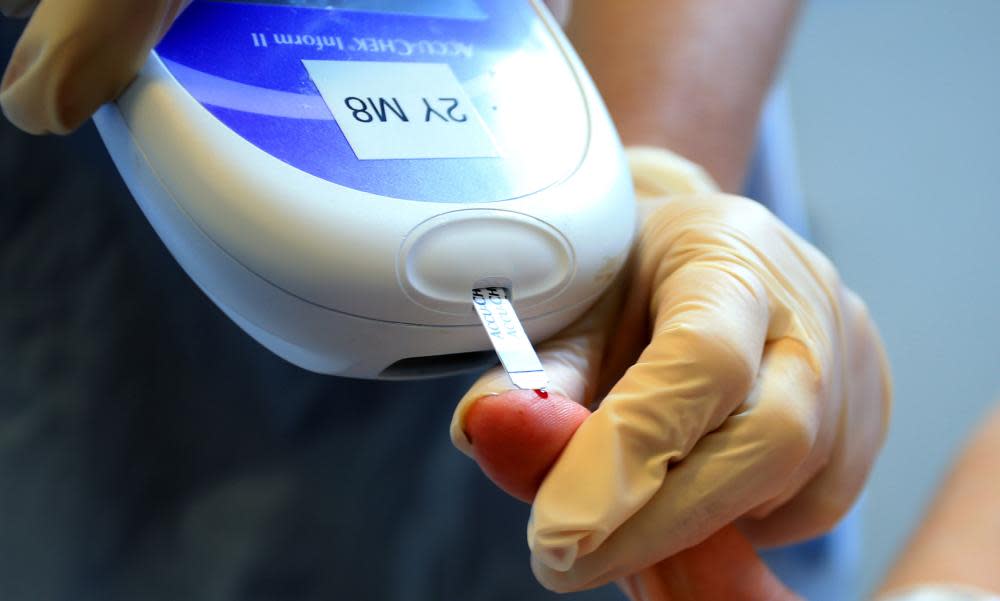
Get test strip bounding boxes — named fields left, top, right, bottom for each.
left=472, top=287, right=549, bottom=391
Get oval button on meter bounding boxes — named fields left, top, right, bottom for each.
left=399, top=210, right=574, bottom=316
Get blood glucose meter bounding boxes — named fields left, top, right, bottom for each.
left=94, top=0, right=635, bottom=379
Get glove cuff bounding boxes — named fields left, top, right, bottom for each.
left=877, top=584, right=1000, bottom=601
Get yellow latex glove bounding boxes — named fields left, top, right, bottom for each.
left=452, top=147, right=892, bottom=592
left=0, top=0, right=190, bottom=134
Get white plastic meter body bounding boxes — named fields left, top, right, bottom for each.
left=94, top=0, right=635, bottom=379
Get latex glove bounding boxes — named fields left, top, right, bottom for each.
left=452, top=147, right=892, bottom=592
left=1, top=0, right=190, bottom=134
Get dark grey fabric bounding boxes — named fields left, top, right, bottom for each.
left=0, top=22, right=619, bottom=601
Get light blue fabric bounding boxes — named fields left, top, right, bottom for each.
left=760, top=500, right=863, bottom=601
left=745, top=86, right=811, bottom=238
left=745, top=85, right=862, bottom=601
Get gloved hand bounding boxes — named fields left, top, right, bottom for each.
left=452, top=147, right=892, bottom=593
left=465, top=390, right=800, bottom=601
left=1, top=0, right=190, bottom=134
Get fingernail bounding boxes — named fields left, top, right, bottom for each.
left=448, top=392, right=499, bottom=456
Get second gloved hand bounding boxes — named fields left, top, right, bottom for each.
left=1, top=0, right=191, bottom=134
left=451, top=147, right=892, bottom=592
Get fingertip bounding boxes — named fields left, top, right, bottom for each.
left=465, top=390, right=590, bottom=503
left=0, top=34, right=93, bottom=135
left=1, top=0, right=189, bottom=135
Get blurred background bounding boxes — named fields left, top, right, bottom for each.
left=785, top=1, right=1000, bottom=597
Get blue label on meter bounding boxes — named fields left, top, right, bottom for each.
left=155, top=0, right=588, bottom=203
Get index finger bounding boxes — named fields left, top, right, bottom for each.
left=529, top=259, right=771, bottom=572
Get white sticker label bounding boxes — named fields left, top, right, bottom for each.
left=472, top=287, right=549, bottom=391
left=302, top=60, right=499, bottom=160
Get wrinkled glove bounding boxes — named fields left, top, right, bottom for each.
left=452, top=147, right=892, bottom=592
left=1, top=0, right=190, bottom=134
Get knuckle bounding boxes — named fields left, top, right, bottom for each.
left=842, top=290, right=890, bottom=382
left=682, top=328, right=757, bottom=399
left=735, top=194, right=774, bottom=219
left=789, top=340, right=831, bottom=402
left=685, top=195, right=770, bottom=232
left=754, top=403, right=816, bottom=467
left=715, top=194, right=778, bottom=232
left=813, top=496, right=854, bottom=533
left=791, top=486, right=859, bottom=541
left=804, top=240, right=842, bottom=291
left=844, top=289, right=874, bottom=333
left=844, top=288, right=867, bottom=315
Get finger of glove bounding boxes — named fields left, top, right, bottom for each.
left=739, top=290, right=892, bottom=546
left=464, top=389, right=797, bottom=601
left=528, top=261, right=770, bottom=573
left=1, top=0, right=189, bottom=134
left=450, top=284, right=622, bottom=457
left=626, top=147, right=721, bottom=198
left=0, top=0, right=37, bottom=18
left=532, top=340, right=819, bottom=592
